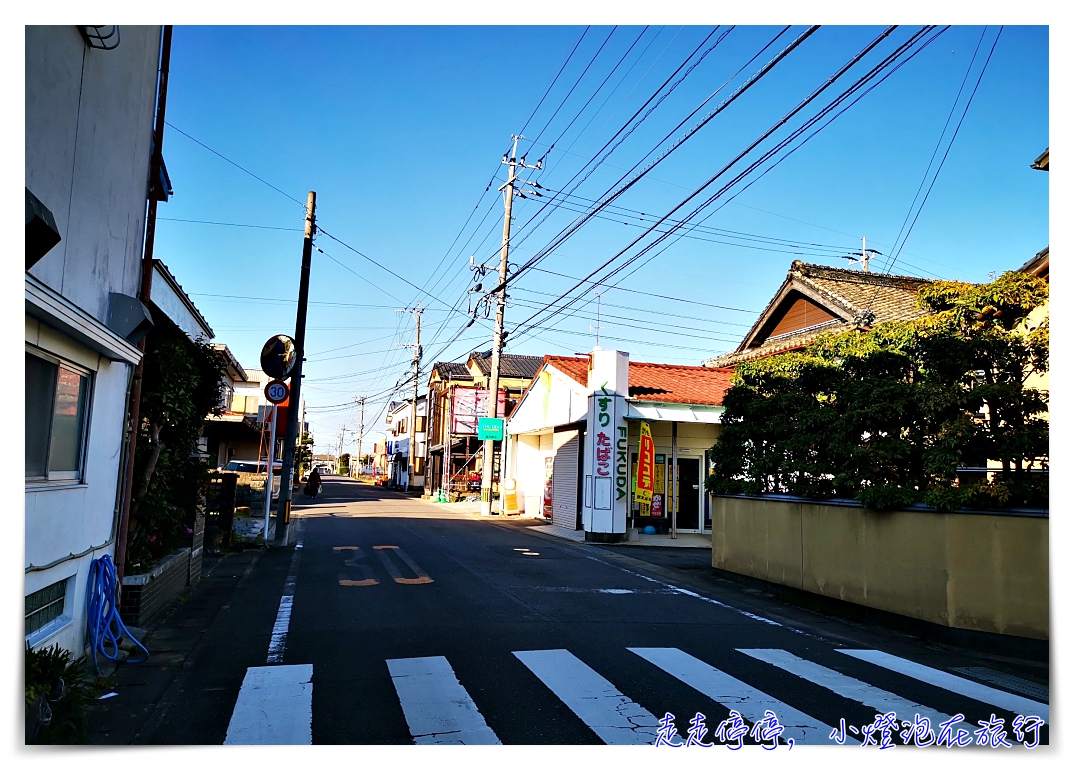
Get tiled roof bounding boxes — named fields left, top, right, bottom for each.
left=703, top=260, right=937, bottom=368
left=432, top=361, right=472, bottom=380
left=468, top=352, right=545, bottom=380
left=543, top=355, right=734, bottom=406
left=545, top=355, right=590, bottom=386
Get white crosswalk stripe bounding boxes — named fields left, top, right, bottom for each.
left=739, top=648, right=974, bottom=735
left=386, top=655, right=501, bottom=744
left=224, top=664, right=313, bottom=745
left=225, top=646, right=1048, bottom=745
left=630, top=647, right=835, bottom=745
left=837, top=649, right=1049, bottom=724
left=513, top=648, right=662, bottom=745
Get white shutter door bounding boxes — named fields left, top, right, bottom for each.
left=552, top=430, right=579, bottom=529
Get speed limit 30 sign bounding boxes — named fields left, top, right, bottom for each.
left=265, top=380, right=289, bottom=405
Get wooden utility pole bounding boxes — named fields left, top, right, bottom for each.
left=274, top=190, right=316, bottom=545
left=480, top=135, right=541, bottom=516
left=407, top=305, right=422, bottom=491
left=356, top=396, right=365, bottom=477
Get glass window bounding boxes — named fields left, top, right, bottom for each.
left=25, top=353, right=56, bottom=479
left=25, top=349, right=91, bottom=482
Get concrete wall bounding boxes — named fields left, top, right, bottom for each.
left=25, top=25, right=162, bottom=657
left=711, top=495, right=1048, bottom=640
left=26, top=26, right=161, bottom=323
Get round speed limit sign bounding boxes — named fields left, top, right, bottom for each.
left=265, top=380, right=289, bottom=405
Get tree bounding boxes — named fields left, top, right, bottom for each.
left=707, top=271, right=1048, bottom=511
left=127, top=312, right=226, bottom=571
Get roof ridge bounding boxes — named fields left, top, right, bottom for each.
left=792, top=260, right=932, bottom=286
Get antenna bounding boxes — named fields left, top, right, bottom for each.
left=589, top=290, right=612, bottom=347
left=844, top=236, right=882, bottom=272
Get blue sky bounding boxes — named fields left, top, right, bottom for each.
left=152, top=24, right=1048, bottom=454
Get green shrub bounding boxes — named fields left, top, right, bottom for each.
left=25, top=644, right=95, bottom=744
left=708, top=271, right=1049, bottom=511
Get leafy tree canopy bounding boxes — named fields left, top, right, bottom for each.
left=707, top=271, right=1048, bottom=511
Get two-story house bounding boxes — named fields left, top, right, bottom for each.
left=25, top=25, right=165, bottom=657
left=385, top=396, right=427, bottom=491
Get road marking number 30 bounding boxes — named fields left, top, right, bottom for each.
left=334, top=545, right=434, bottom=586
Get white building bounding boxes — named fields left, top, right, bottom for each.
left=25, top=26, right=165, bottom=656
left=386, top=396, right=427, bottom=490
left=504, top=349, right=732, bottom=541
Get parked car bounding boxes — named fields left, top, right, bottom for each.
left=222, top=460, right=283, bottom=500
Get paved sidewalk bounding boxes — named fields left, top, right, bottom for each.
left=86, top=548, right=262, bottom=744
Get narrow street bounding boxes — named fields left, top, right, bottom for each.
left=94, top=475, right=1049, bottom=747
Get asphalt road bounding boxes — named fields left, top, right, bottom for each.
left=139, top=475, right=1050, bottom=747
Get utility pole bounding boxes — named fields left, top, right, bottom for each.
left=480, top=135, right=541, bottom=516
left=398, top=304, right=423, bottom=492
left=356, top=396, right=366, bottom=477
left=275, top=190, right=316, bottom=545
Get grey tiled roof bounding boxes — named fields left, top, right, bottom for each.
left=432, top=361, right=472, bottom=380
left=703, top=260, right=938, bottom=368
left=468, top=352, right=545, bottom=380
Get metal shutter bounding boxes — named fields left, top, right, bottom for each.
left=552, top=429, right=579, bottom=530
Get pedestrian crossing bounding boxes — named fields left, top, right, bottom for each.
left=225, top=645, right=1049, bottom=746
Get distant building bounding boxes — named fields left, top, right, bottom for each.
left=386, top=396, right=427, bottom=490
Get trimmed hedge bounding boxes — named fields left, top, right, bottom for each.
left=707, top=271, right=1049, bottom=511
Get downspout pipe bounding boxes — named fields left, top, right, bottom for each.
left=115, top=25, right=173, bottom=582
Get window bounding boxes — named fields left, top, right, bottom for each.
left=26, top=349, right=91, bottom=482
left=25, top=578, right=69, bottom=636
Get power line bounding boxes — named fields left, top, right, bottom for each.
left=867, top=26, right=1003, bottom=311
left=158, top=217, right=301, bottom=231
left=509, top=26, right=910, bottom=341
left=500, top=26, right=807, bottom=295
left=165, top=121, right=306, bottom=207
left=518, top=27, right=591, bottom=136
left=494, top=26, right=738, bottom=274
left=527, top=26, right=619, bottom=151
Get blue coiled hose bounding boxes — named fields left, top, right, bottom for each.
left=86, top=554, right=149, bottom=675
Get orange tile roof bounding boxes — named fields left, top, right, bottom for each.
left=542, top=355, right=734, bottom=406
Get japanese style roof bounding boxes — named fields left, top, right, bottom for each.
left=1019, top=246, right=1049, bottom=281
left=703, top=260, right=936, bottom=368
left=542, top=355, right=735, bottom=406
left=431, top=361, right=472, bottom=380
left=468, top=351, right=545, bottom=380
left=1031, top=147, right=1049, bottom=171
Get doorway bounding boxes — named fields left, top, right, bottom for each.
left=676, top=457, right=700, bottom=531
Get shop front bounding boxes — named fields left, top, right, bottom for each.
left=504, top=349, right=732, bottom=541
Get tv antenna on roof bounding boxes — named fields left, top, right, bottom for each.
left=845, top=236, right=882, bottom=272
left=590, top=290, right=612, bottom=347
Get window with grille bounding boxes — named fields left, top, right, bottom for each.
left=26, top=349, right=91, bottom=483
left=25, top=579, right=69, bottom=636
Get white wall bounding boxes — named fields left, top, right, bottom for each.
left=25, top=25, right=162, bottom=657
left=26, top=26, right=161, bottom=323
left=25, top=320, right=131, bottom=654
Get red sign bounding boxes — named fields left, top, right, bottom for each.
left=635, top=421, right=655, bottom=505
